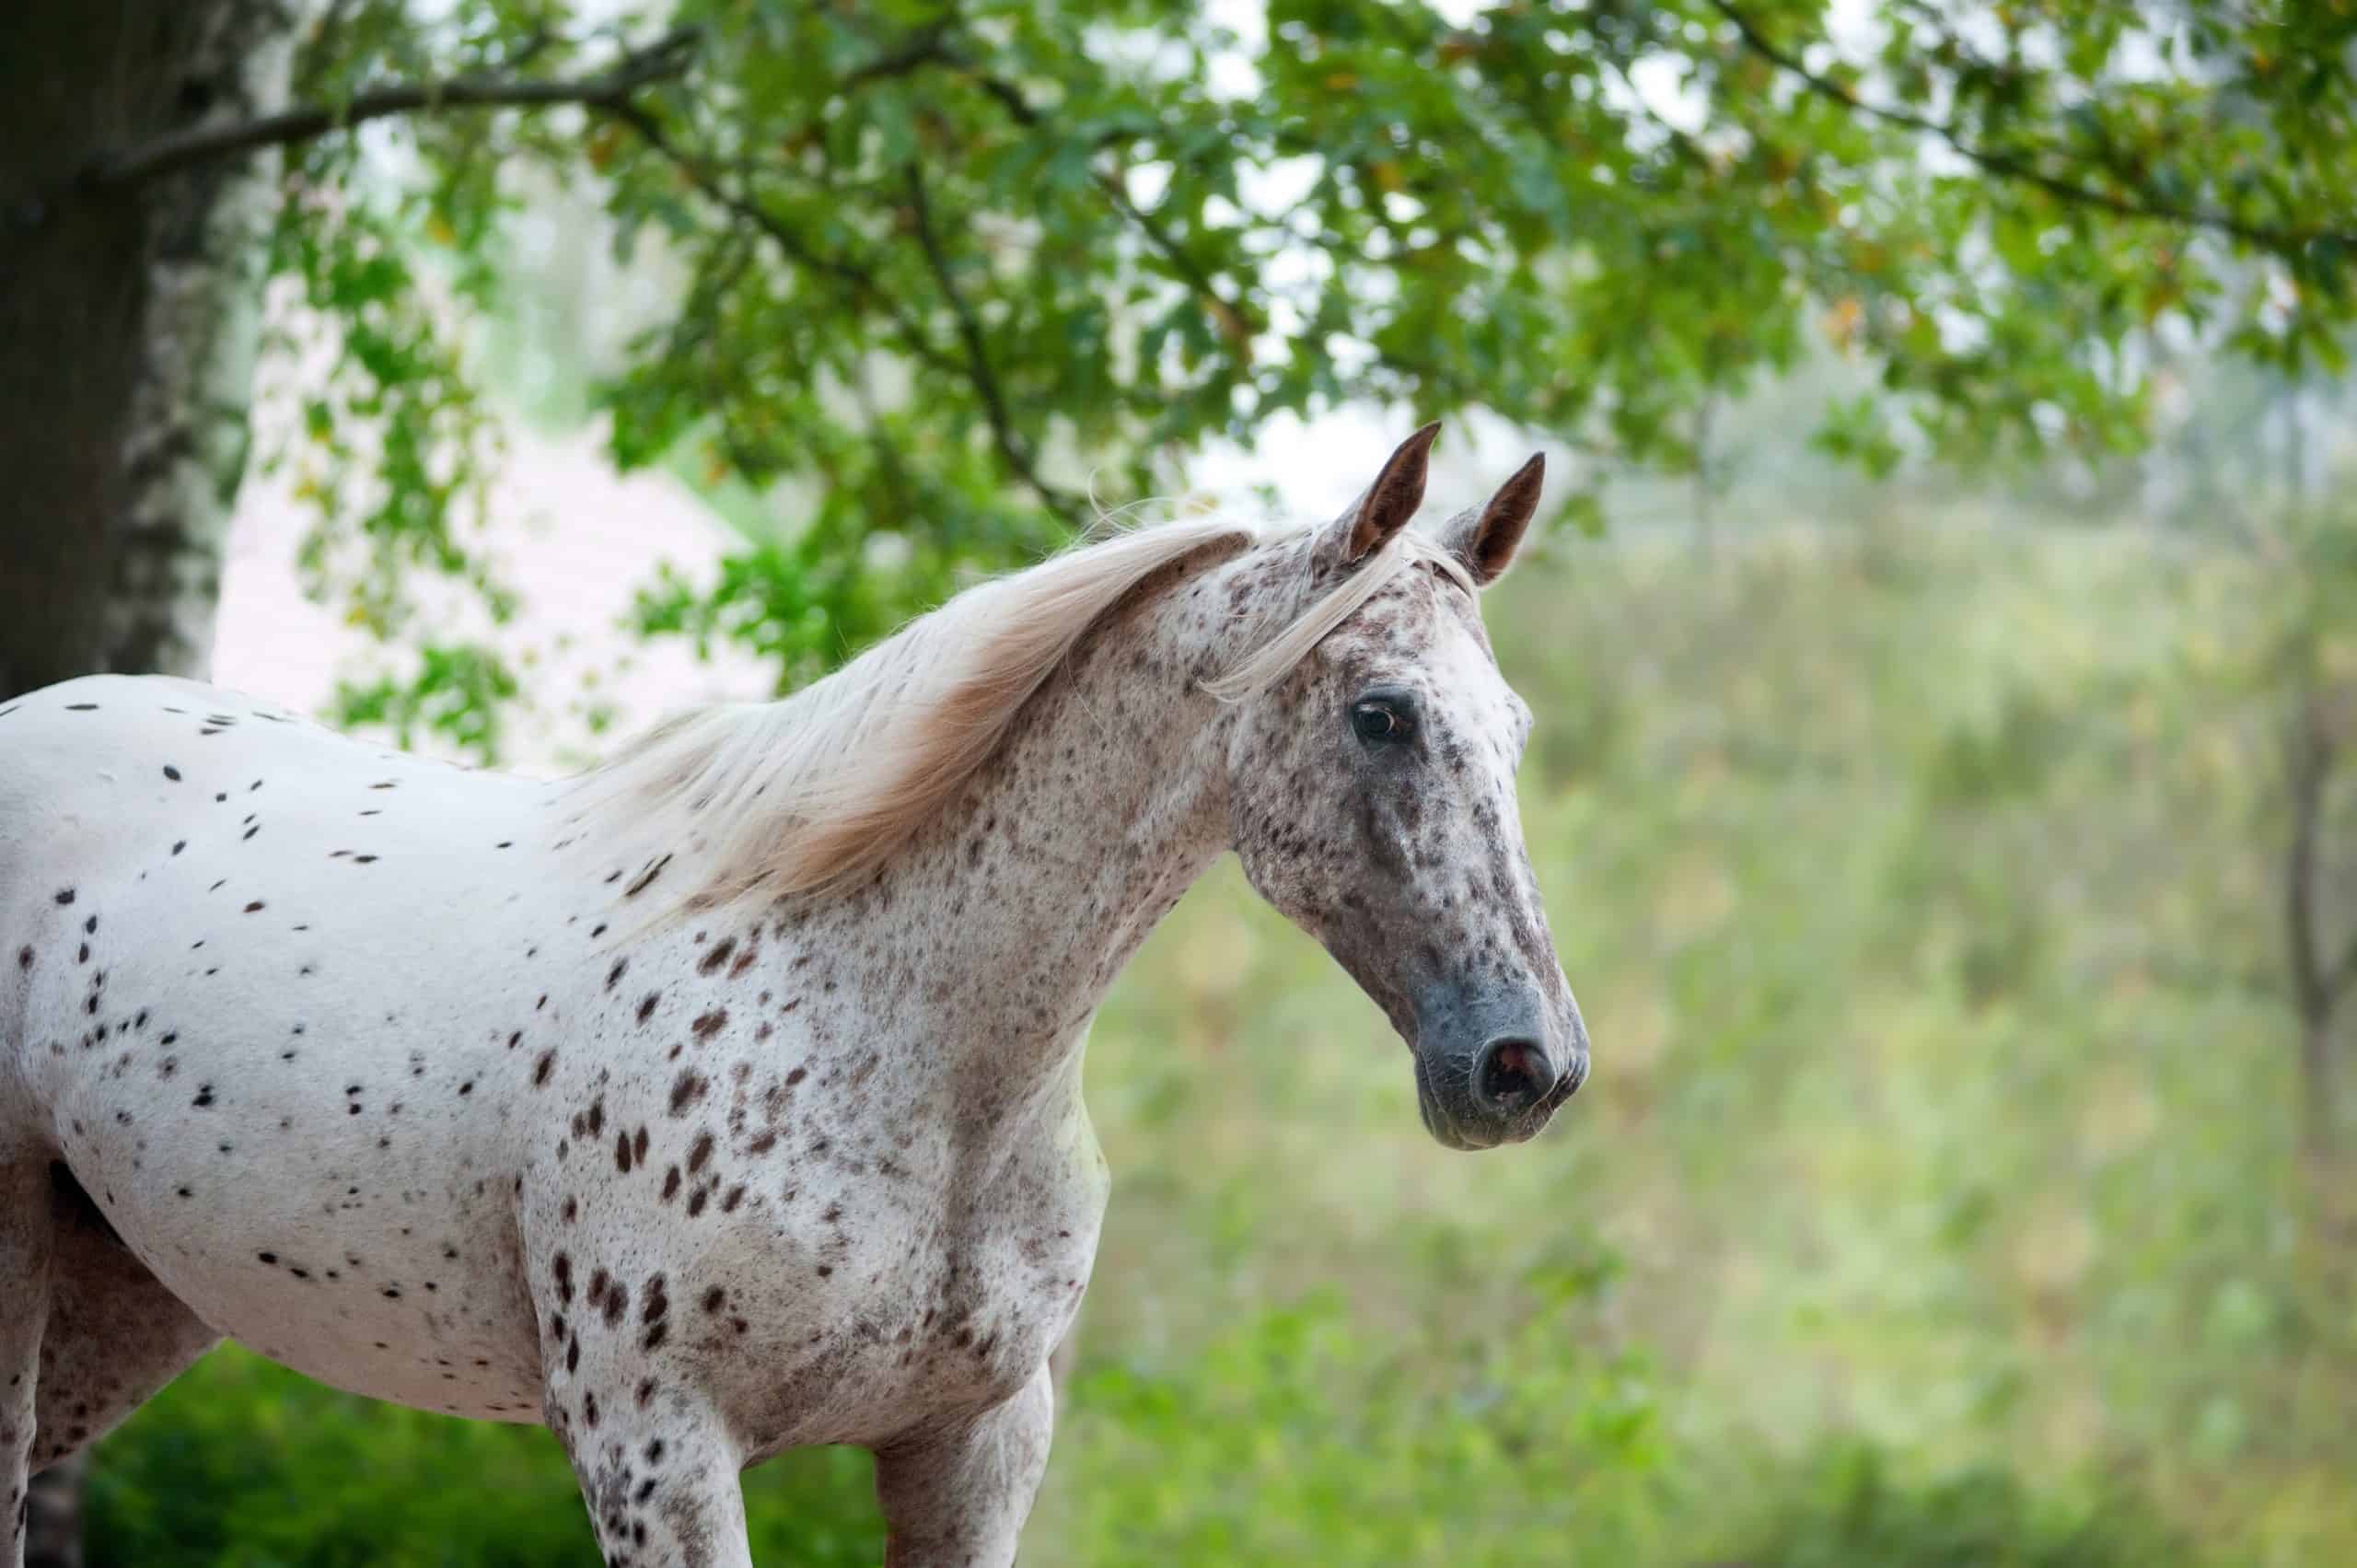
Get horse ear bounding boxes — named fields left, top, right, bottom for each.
left=1315, top=422, right=1440, bottom=573
left=1440, top=452, right=1544, bottom=587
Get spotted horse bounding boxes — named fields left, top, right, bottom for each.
left=0, top=425, right=1588, bottom=1566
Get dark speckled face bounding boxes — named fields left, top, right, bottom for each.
left=1226, top=554, right=1587, bottom=1152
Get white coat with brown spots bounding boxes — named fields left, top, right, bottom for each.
left=0, top=427, right=1587, bottom=1566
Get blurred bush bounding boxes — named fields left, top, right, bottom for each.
left=1710, top=1442, right=2200, bottom=1568
left=1040, top=1251, right=1672, bottom=1566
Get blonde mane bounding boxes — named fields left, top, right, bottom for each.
left=568, top=515, right=1469, bottom=911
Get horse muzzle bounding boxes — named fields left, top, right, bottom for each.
left=1409, top=983, right=1586, bottom=1152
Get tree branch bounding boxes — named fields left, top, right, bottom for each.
left=833, top=17, right=1040, bottom=127
left=842, top=23, right=958, bottom=91
left=72, top=10, right=1086, bottom=523
left=902, top=164, right=1080, bottom=521
left=80, top=28, right=701, bottom=190
left=1707, top=0, right=2355, bottom=253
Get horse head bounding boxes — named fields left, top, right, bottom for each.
left=1215, top=425, right=1588, bottom=1151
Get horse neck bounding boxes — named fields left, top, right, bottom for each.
left=803, top=556, right=1255, bottom=1097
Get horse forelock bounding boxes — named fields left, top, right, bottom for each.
left=564, top=511, right=1473, bottom=914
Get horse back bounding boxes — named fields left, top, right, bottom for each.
left=1, top=673, right=548, bottom=1126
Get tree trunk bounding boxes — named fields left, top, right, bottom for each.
left=2304, top=1013, right=2338, bottom=1161
left=1, top=3, right=304, bottom=1561
left=0, top=0, right=302, bottom=698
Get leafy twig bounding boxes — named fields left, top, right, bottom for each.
left=842, top=27, right=1260, bottom=361
left=902, top=164, right=1080, bottom=520
left=607, top=96, right=1077, bottom=517
left=1096, top=169, right=1260, bottom=347
left=1708, top=0, right=2353, bottom=253
left=602, top=101, right=961, bottom=388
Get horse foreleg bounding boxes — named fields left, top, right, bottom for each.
left=31, top=1202, right=220, bottom=1472
left=564, top=1412, right=750, bottom=1568
left=873, top=1365, right=1054, bottom=1568
left=540, top=1339, right=751, bottom=1568
left=0, top=1158, right=57, bottom=1568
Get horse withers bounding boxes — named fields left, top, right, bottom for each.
left=0, top=424, right=1585, bottom=1566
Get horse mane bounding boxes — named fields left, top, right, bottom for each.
left=567, top=513, right=1469, bottom=911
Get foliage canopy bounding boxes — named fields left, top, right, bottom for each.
left=209, top=0, right=2357, bottom=749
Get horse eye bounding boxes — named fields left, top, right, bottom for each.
left=1351, top=701, right=1411, bottom=745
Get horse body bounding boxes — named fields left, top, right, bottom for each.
left=5, top=680, right=555, bottom=1417
left=1, top=428, right=1586, bottom=1566
left=0, top=669, right=1127, bottom=1456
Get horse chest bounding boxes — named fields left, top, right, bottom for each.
left=644, top=1109, right=1109, bottom=1454
left=517, top=944, right=1114, bottom=1449
left=715, top=1200, right=1103, bottom=1456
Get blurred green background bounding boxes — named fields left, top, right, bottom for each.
left=88, top=486, right=2357, bottom=1566
left=17, top=1, right=2357, bottom=1562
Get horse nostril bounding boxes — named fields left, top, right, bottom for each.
left=1475, top=1037, right=1554, bottom=1115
